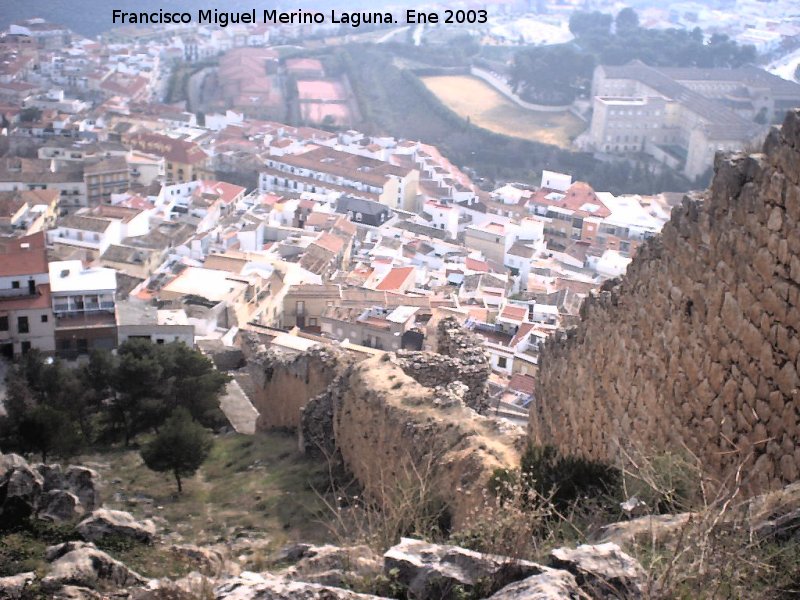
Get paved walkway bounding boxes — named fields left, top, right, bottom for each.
left=219, top=378, right=259, bottom=435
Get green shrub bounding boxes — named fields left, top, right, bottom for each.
left=520, top=445, right=621, bottom=511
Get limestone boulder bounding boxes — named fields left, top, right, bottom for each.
left=64, top=467, right=101, bottom=511
left=169, top=544, right=228, bottom=576
left=36, top=463, right=65, bottom=491
left=214, top=572, right=387, bottom=599
left=51, top=586, right=103, bottom=599
left=384, top=538, right=545, bottom=599
left=487, top=569, right=591, bottom=599
left=595, top=513, right=698, bottom=547
left=0, top=571, right=36, bottom=599
left=549, top=543, right=645, bottom=599
left=0, top=464, right=44, bottom=523
left=76, top=509, right=156, bottom=544
left=42, top=541, right=147, bottom=590
left=39, top=490, right=84, bottom=523
left=0, top=452, right=28, bottom=474
left=279, top=544, right=383, bottom=588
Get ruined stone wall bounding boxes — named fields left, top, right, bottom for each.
left=407, top=316, right=491, bottom=410
left=332, top=355, right=524, bottom=528
left=394, top=351, right=490, bottom=411
left=248, top=347, right=348, bottom=431
left=532, top=110, right=800, bottom=494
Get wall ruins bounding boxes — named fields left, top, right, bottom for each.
left=246, top=346, right=348, bottom=431
left=531, top=110, right=800, bottom=494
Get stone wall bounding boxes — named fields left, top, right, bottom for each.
left=413, top=316, right=491, bottom=410
left=331, top=355, right=524, bottom=528
left=248, top=347, right=348, bottom=431
left=531, top=110, right=800, bottom=494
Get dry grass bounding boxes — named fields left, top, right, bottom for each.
left=77, top=431, right=332, bottom=573
left=421, top=75, right=585, bottom=148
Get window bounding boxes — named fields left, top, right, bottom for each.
left=41, top=314, right=48, bottom=323
left=18, top=316, right=29, bottom=334
left=156, top=339, right=165, bottom=344
left=21, top=341, right=31, bottom=355
left=11, top=281, right=19, bottom=289
left=0, top=316, right=7, bottom=331
left=497, top=356, right=508, bottom=369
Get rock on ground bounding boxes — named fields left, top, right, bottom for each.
left=384, top=537, right=546, bottom=598
left=279, top=544, right=383, bottom=588
left=214, top=572, right=387, bottom=599
left=42, top=541, right=147, bottom=590
left=488, top=569, right=591, bottom=599
left=550, top=543, right=645, bottom=599
left=0, top=571, right=35, bottom=599
left=76, top=508, right=156, bottom=544
left=595, top=513, right=698, bottom=547
left=39, top=490, right=84, bottom=523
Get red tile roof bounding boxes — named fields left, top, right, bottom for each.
left=375, top=266, right=414, bottom=291
left=508, top=373, right=535, bottom=396
left=125, top=133, right=208, bottom=166
left=314, top=232, right=345, bottom=254
left=499, top=305, right=527, bottom=322
left=465, top=257, right=489, bottom=272
left=0, top=231, right=47, bottom=277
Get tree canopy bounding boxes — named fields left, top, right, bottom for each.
left=514, top=9, right=757, bottom=106
left=140, top=407, right=214, bottom=493
left=0, top=341, right=230, bottom=460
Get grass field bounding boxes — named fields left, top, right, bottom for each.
left=1, top=432, right=336, bottom=580
left=421, top=75, right=585, bottom=148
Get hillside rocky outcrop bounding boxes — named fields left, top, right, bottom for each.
left=0, top=453, right=101, bottom=526
left=532, top=110, right=800, bottom=495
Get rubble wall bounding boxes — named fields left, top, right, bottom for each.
left=532, top=110, right=800, bottom=494
left=333, top=355, right=525, bottom=528
left=403, top=317, right=491, bottom=410
left=248, top=347, right=345, bottom=431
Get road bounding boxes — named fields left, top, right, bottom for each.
left=376, top=26, right=409, bottom=44
left=768, top=47, right=800, bottom=82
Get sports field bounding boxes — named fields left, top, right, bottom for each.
left=421, top=75, right=585, bottom=148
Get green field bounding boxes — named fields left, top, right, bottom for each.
left=422, top=75, right=585, bottom=148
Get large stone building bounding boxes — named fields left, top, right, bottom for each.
left=585, top=61, right=800, bottom=179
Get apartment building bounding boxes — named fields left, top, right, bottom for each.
left=84, top=156, right=129, bottom=205
left=0, top=158, right=86, bottom=210
left=0, top=232, right=54, bottom=358
left=124, top=132, right=211, bottom=183
left=49, top=260, right=118, bottom=358
left=259, top=146, right=419, bottom=211
left=320, top=305, right=421, bottom=351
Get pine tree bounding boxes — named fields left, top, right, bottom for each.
left=140, top=408, right=213, bottom=493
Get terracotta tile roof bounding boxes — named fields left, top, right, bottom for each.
left=125, top=133, right=208, bottom=165
left=510, top=322, right=535, bottom=347
left=500, top=305, right=527, bottom=322
left=314, top=232, right=345, bottom=254
left=465, top=257, right=489, bottom=272
left=375, top=266, right=415, bottom=291
left=0, top=231, right=47, bottom=276
left=508, top=373, right=535, bottom=396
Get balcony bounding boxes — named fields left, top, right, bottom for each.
left=55, top=311, right=116, bottom=331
